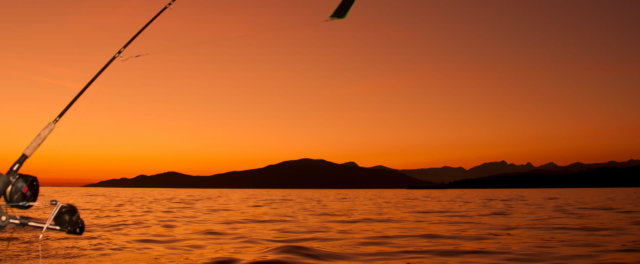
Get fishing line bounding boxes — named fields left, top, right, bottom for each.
left=1, top=0, right=355, bottom=253
left=40, top=203, right=63, bottom=239
left=3, top=0, right=177, bottom=179
left=39, top=239, right=42, bottom=264
left=4, top=227, right=15, bottom=259
left=120, top=53, right=151, bottom=61
left=1, top=206, right=16, bottom=252
left=0, top=1, right=178, bottom=255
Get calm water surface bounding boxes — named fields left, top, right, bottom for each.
left=1, top=188, right=639, bottom=263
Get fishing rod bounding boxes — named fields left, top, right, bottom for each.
left=0, top=0, right=177, bottom=236
left=0, top=0, right=353, bottom=236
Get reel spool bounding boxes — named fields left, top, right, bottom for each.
left=3, top=174, right=39, bottom=210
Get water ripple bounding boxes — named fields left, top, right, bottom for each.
left=266, top=245, right=355, bottom=261
left=262, top=237, right=339, bottom=243
left=206, top=257, right=242, bottom=264
left=131, top=238, right=190, bottom=244
left=245, top=259, right=300, bottom=264
left=365, top=233, right=489, bottom=241
left=329, top=217, right=397, bottom=224
left=8, top=187, right=639, bottom=264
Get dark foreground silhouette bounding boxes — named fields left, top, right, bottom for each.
left=84, top=158, right=640, bottom=189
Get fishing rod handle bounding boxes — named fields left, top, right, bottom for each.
left=24, top=122, right=55, bottom=157
left=6, top=122, right=55, bottom=176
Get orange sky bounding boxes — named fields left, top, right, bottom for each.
left=1, top=0, right=639, bottom=186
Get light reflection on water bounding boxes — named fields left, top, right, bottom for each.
left=1, top=187, right=639, bottom=263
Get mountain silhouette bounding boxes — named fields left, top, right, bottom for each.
left=447, top=165, right=640, bottom=188
left=85, top=158, right=432, bottom=188
left=401, top=166, right=467, bottom=183
left=401, top=159, right=640, bottom=183
left=85, top=158, right=640, bottom=189
left=401, top=161, right=537, bottom=183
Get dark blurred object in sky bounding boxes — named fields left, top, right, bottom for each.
left=330, top=0, right=355, bottom=19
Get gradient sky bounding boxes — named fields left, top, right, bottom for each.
left=1, top=0, right=639, bottom=186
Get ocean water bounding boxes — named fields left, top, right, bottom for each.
left=1, top=187, right=639, bottom=264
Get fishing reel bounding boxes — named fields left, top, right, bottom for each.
left=0, top=172, right=39, bottom=209
left=52, top=201, right=85, bottom=235
left=0, top=173, right=84, bottom=235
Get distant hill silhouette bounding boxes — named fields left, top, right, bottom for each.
left=84, top=158, right=640, bottom=189
left=402, top=159, right=640, bottom=183
left=447, top=165, right=640, bottom=188
left=85, top=158, right=432, bottom=188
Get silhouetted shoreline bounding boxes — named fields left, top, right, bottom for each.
left=83, top=158, right=640, bottom=189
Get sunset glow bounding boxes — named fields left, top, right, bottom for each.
left=1, top=0, right=639, bottom=186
